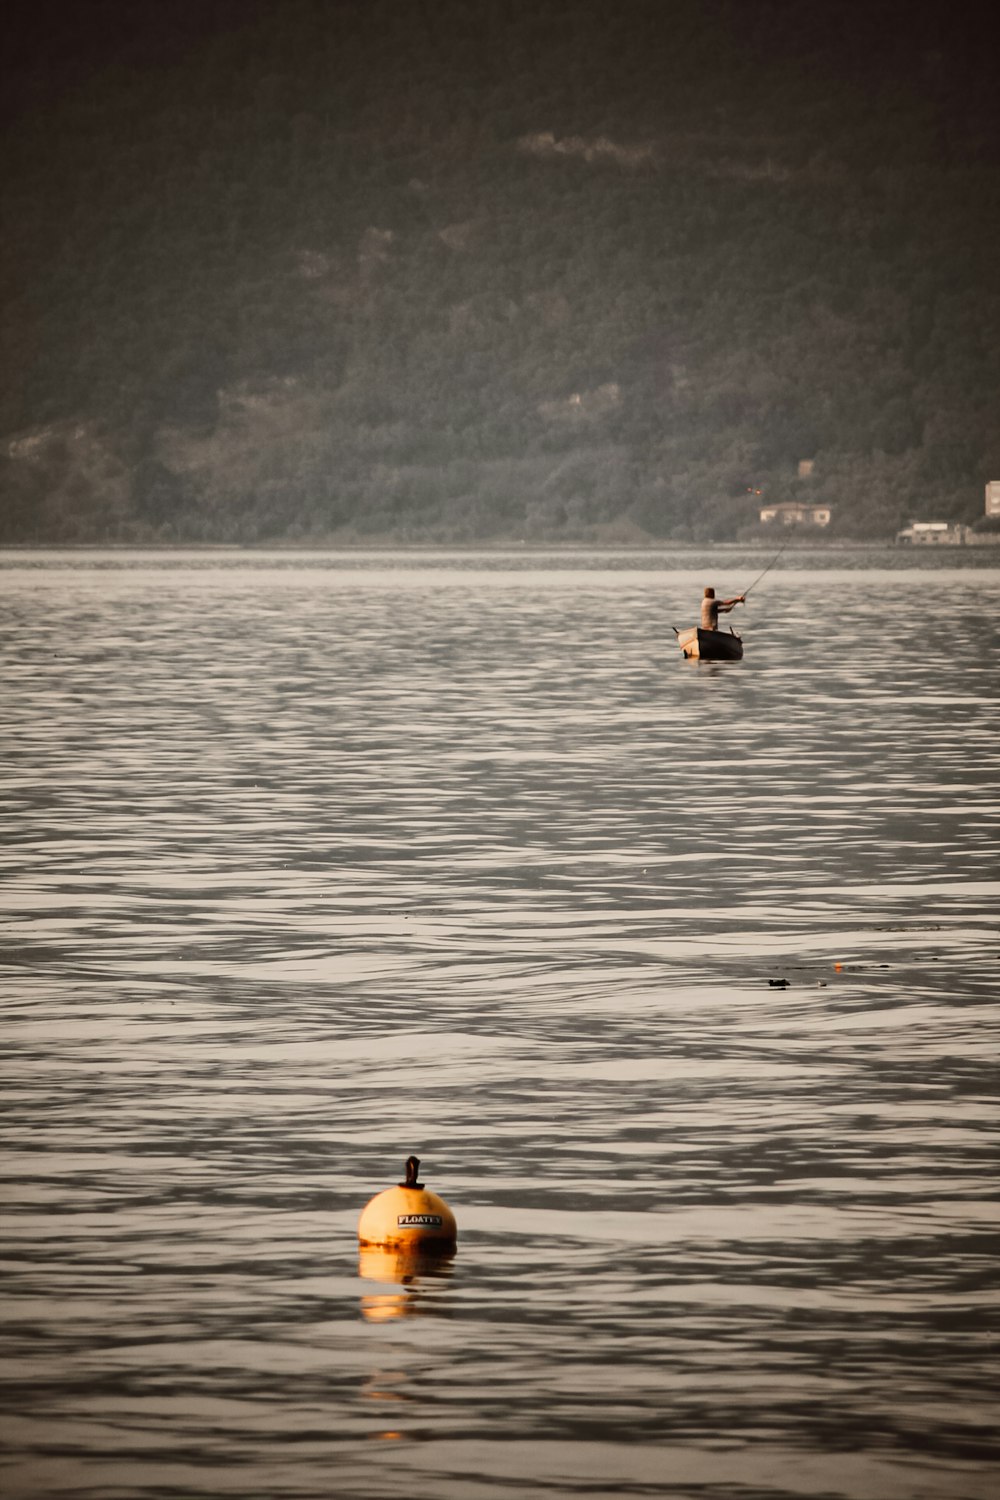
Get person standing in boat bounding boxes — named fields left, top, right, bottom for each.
left=701, top=587, right=745, bottom=630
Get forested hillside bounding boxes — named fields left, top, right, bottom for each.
left=3, top=0, right=999, bottom=543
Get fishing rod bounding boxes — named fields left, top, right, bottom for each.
left=740, top=535, right=792, bottom=600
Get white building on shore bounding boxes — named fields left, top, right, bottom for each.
left=759, top=502, right=831, bottom=527
left=896, top=521, right=970, bottom=545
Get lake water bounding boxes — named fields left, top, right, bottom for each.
left=1, top=549, right=998, bottom=1500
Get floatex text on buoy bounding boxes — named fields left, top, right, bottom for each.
left=357, top=1155, right=458, bottom=1249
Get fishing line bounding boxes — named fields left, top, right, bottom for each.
left=741, top=535, right=792, bottom=599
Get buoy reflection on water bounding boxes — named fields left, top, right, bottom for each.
left=358, top=1243, right=456, bottom=1323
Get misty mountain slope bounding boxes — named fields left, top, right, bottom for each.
left=3, top=0, right=998, bottom=542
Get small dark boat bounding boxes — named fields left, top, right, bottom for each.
left=673, top=625, right=743, bottom=661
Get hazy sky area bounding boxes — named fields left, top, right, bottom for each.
left=2, top=0, right=999, bottom=544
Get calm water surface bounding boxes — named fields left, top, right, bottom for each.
left=1, top=550, right=998, bottom=1500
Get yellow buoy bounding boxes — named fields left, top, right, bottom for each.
left=357, top=1155, right=457, bottom=1251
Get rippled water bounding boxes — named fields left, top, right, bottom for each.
left=1, top=550, right=998, bottom=1500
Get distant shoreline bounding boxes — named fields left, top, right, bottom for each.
left=6, top=537, right=998, bottom=553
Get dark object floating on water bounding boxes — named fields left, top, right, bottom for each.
left=768, top=978, right=790, bottom=987
left=673, top=626, right=743, bottom=661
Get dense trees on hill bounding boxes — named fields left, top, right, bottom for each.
left=2, top=0, right=999, bottom=543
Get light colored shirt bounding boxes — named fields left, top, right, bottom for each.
left=701, top=595, right=741, bottom=629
